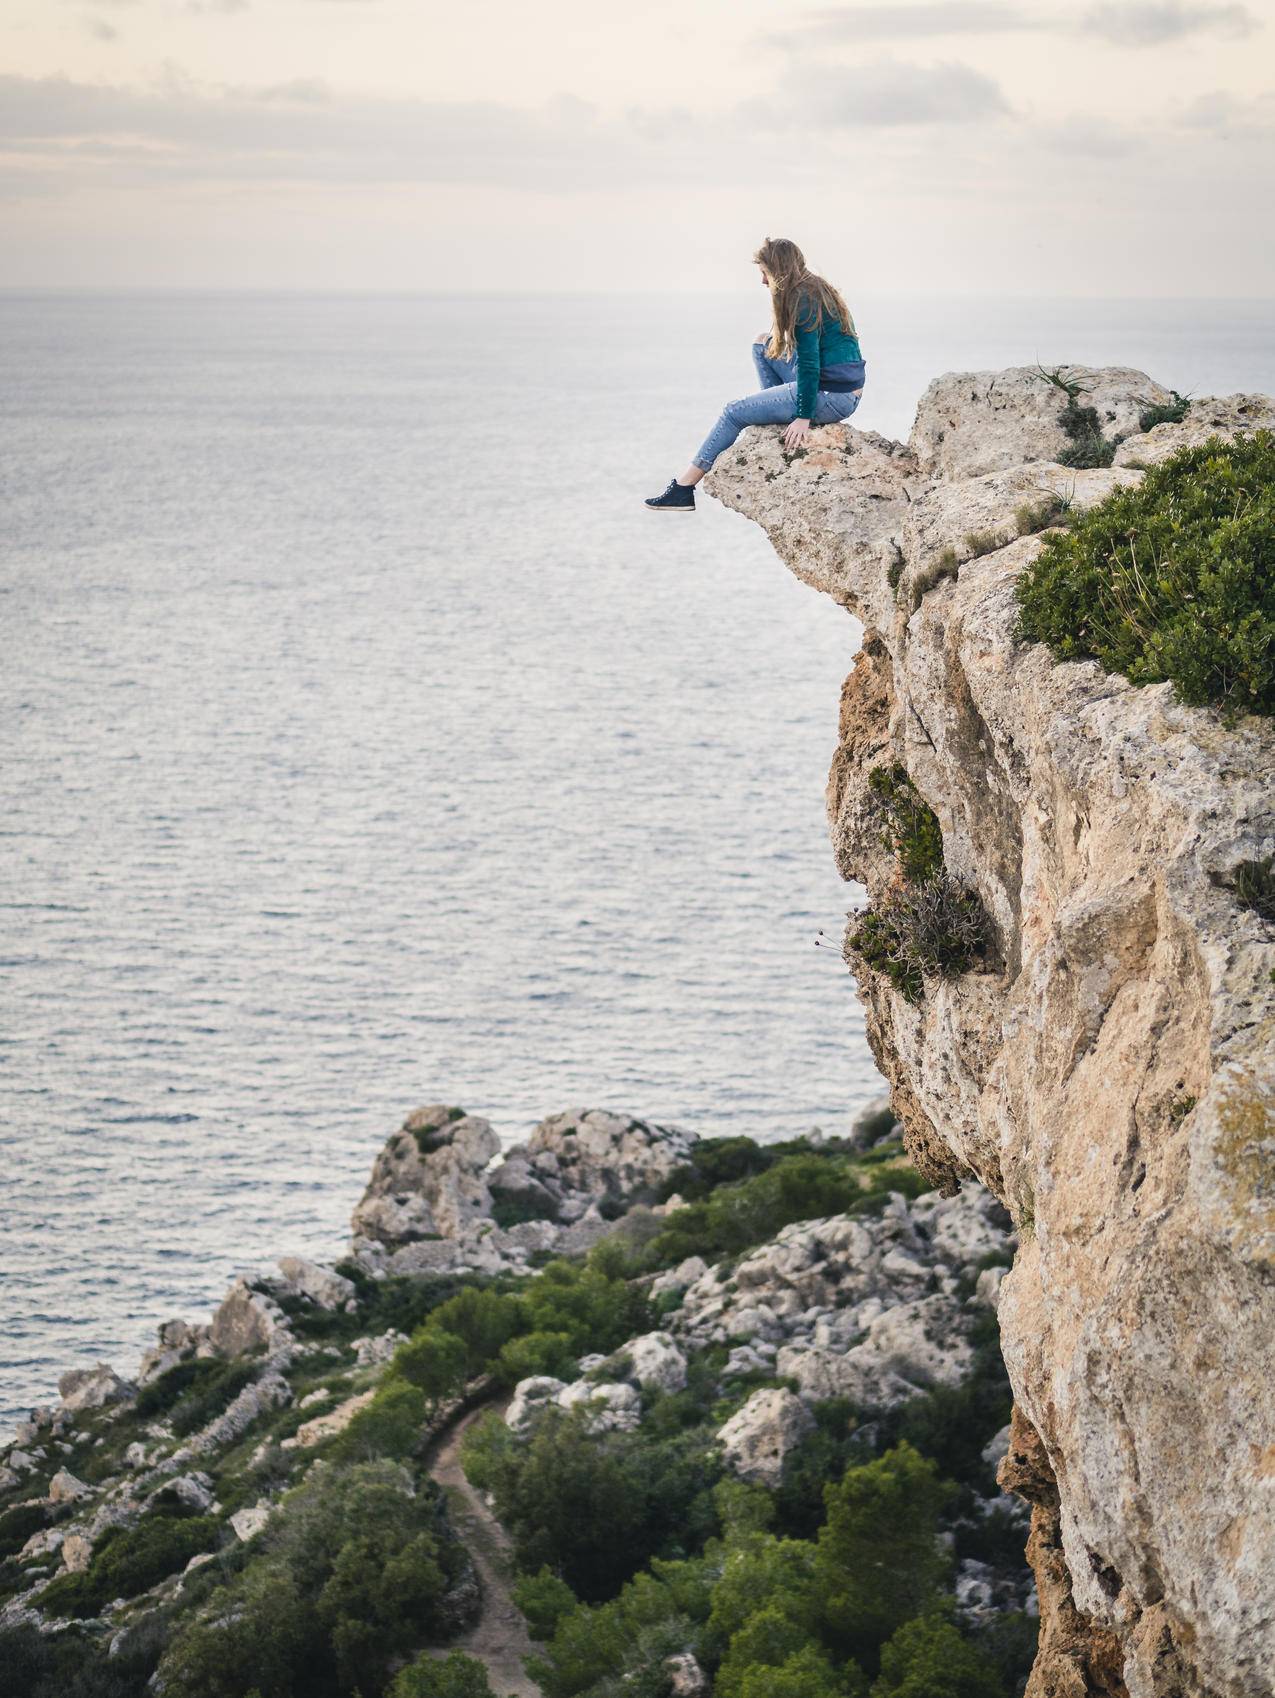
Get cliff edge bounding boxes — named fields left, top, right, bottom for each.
left=704, top=368, right=1275, bottom=1698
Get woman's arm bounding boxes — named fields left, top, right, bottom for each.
left=793, top=295, right=820, bottom=421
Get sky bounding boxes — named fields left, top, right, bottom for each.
left=1, top=0, right=1273, bottom=293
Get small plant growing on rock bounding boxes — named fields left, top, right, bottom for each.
left=1014, top=491, right=1071, bottom=536
left=1217, top=854, right=1275, bottom=924
left=1014, top=430, right=1275, bottom=717
left=846, top=766, right=991, bottom=1005
left=1139, top=391, right=1191, bottom=433
left=1034, top=365, right=1115, bottom=469
left=963, top=529, right=1009, bottom=559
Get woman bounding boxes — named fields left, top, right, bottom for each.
left=645, top=237, right=865, bottom=512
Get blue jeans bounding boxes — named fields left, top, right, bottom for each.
left=691, top=341, right=864, bottom=471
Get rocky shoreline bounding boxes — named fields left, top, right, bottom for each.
left=1, top=1096, right=1036, bottom=1696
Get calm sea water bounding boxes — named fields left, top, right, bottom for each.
left=3, top=291, right=1273, bottom=1426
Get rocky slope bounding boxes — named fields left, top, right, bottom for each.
left=703, top=369, right=1275, bottom=1698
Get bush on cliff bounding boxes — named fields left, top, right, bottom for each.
left=39, top=1514, right=223, bottom=1619
left=388, top=1650, right=495, bottom=1697
left=156, top=1460, right=464, bottom=1698
left=461, top=1406, right=720, bottom=1600
left=1014, top=430, right=1275, bottom=717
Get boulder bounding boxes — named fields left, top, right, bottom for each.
left=617, top=1332, right=687, bottom=1394
left=665, top=1652, right=709, bottom=1696
left=277, top=1256, right=356, bottom=1310
left=353, top=1331, right=408, bottom=1368
left=230, top=1502, right=272, bottom=1543
left=60, top=1532, right=93, bottom=1573
left=716, top=1389, right=815, bottom=1487
left=19, top=1528, right=64, bottom=1562
left=283, top=1389, right=376, bottom=1451
left=57, top=1365, right=133, bottom=1414
left=351, top=1106, right=501, bottom=1248
left=505, top=1377, right=567, bottom=1436
left=556, top=1380, right=642, bottom=1434
left=47, top=1469, right=91, bottom=1504
left=168, top=1473, right=215, bottom=1514
left=209, top=1281, right=291, bottom=1358
left=489, top=1108, right=697, bottom=1225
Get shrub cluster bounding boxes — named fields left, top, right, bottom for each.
left=846, top=766, right=990, bottom=1005
left=1014, top=431, right=1275, bottom=717
left=39, top=1515, right=223, bottom=1620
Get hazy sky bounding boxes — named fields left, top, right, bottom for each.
left=2, top=0, right=1272, bottom=292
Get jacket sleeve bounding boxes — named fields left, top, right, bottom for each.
left=794, top=295, right=820, bottom=420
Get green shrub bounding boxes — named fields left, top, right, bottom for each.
left=1014, top=431, right=1275, bottom=716
left=169, top=1359, right=260, bottom=1438
left=389, top=1651, right=495, bottom=1697
left=1056, top=401, right=1114, bottom=469
left=1014, top=493, right=1069, bottom=536
left=39, top=1514, right=222, bottom=1618
left=815, top=1444, right=953, bottom=1663
left=0, top=1502, right=51, bottom=1561
left=513, top=1566, right=579, bottom=1640
left=333, top=1378, right=428, bottom=1461
left=848, top=877, right=990, bottom=1006
left=496, top=1330, right=578, bottom=1388
left=392, top=1328, right=468, bottom=1412
left=1138, top=391, right=1190, bottom=433
left=462, top=1408, right=719, bottom=1601
left=1230, top=854, right=1275, bottom=922
left=428, top=1287, right=524, bottom=1373
left=156, top=1460, right=461, bottom=1698
left=867, top=765, right=944, bottom=884
left=871, top=1610, right=1003, bottom=1698
left=527, top=1561, right=710, bottom=1698
left=738, top=1643, right=865, bottom=1698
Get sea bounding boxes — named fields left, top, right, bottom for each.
left=3, top=289, right=1273, bottom=1428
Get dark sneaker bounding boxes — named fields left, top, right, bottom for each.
left=644, top=477, right=696, bottom=512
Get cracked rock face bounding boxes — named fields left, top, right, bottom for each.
left=705, top=368, right=1275, bottom=1698
left=351, top=1105, right=501, bottom=1247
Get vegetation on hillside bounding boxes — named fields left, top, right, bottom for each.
left=1015, top=431, right=1275, bottom=718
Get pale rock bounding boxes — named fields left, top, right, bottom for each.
left=350, top=1106, right=500, bottom=1247
left=277, top=1256, right=356, bottom=1310
left=6, top=1450, right=38, bottom=1473
left=230, top=1501, right=272, bottom=1543
left=489, top=1108, right=697, bottom=1225
left=650, top=1256, right=708, bottom=1298
left=847, top=1091, right=901, bottom=1150
left=299, top=1388, right=330, bottom=1409
left=284, top=1390, right=376, bottom=1450
left=47, top=1468, right=91, bottom=1504
left=975, top=1266, right=1007, bottom=1310
left=618, top=1332, right=688, bottom=1394
left=0, top=1468, right=17, bottom=1492
left=705, top=366, right=1275, bottom=1698
left=169, top=1473, right=215, bottom=1514
left=665, top=1652, right=709, bottom=1696
left=61, top=1532, right=93, bottom=1573
left=183, top=1551, right=215, bottom=1574
left=123, top=1442, right=150, bottom=1470
left=556, top=1380, right=642, bottom=1434
left=716, top=1388, right=815, bottom=1487
left=353, top=1331, right=408, bottom=1368
left=57, top=1364, right=133, bottom=1414
left=505, top=1377, right=567, bottom=1436
left=19, top=1527, right=64, bottom=1562
left=209, top=1281, right=291, bottom=1358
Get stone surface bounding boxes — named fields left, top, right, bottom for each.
left=47, top=1469, right=91, bottom=1504
left=209, top=1281, right=291, bottom=1358
left=705, top=368, right=1275, bottom=1698
left=351, top=1105, right=501, bottom=1248
left=276, top=1256, right=356, bottom=1310
left=284, top=1389, right=376, bottom=1451
left=716, top=1388, right=815, bottom=1487
left=229, top=1501, right=272, bottom=1543
left=489, top=1108, right=697, bottom=1226
left=57, top=1365, right=133, bottom=1414
left=616, top=1331, right=687, bottom=1394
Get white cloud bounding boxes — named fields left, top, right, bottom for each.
left=746, top=58, right=1012, bottom=127
left=774, top=4, right=1039, bottom=43
left=1079, top=3, right=1258, bottom=44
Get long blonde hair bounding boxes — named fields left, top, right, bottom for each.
left=753, top=236, right=855, bottom=360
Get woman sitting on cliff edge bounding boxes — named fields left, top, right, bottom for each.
left=645, top=235, right=866, bottom=512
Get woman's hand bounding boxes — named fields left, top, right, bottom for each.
left=783, top=417, right=811, bottom=452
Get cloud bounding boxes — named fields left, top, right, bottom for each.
left=1036, top=114, right=1142, bottom=155
left=773, top=4, right=1039, bottom=43
left=748, top=58, right=1012, bottom=127
left=1079, top=3, right=1258, bottom=44
left=83, top=16, right=119, bottom=39
left=1170, top=89, right=1275, bottom=130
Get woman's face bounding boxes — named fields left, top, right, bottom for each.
left=759, top=266, right=772, bottom=288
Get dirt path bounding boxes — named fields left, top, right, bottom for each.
left=427, top=1401, right=542, bottom=1698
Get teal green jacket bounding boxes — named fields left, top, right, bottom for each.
left=795, top=294, right=864, bottom=420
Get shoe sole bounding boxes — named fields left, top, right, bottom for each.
left=644, top=504, right=695, bottom=512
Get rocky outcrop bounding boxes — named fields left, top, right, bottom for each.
left=351, top=1105, right=502, bottom=1248
left=705, top=368, right=1275, bottom=1698
left=671, top=1185, right=1010, bottom=1405
left=716, top=1387, right=814, bottom=1487
left=489, top=1108, right=698, bottom=1225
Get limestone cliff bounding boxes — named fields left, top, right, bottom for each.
left=704, top=368, right=1275, bottom=1698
